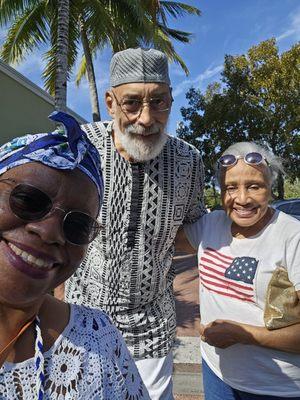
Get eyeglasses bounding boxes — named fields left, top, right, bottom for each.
left=111, top=91, right=172, bottom=118
left=0, top=179, right=101, bottom=246
left=218, top=152, right=268, bottom=168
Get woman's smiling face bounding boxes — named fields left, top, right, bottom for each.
left=0, top=162, right=99, bottom=308
left=221, top=160, right=272, bottom=237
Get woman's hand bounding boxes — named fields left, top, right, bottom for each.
left=200, top=318, right=300, bottom=353
left=200, top=320, right=254, bottom=348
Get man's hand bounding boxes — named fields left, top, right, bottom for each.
left=54, top=283, right=65, bottom=301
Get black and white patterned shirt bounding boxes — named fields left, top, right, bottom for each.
left=66, top=121, right=205, bottom=359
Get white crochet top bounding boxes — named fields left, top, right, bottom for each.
left=0, top=304, right=150, bottom=399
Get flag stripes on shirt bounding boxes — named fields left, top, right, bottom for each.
left=199, top=247, right=257, bottom=303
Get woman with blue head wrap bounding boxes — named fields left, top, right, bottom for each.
left=0, top=112, right=150, bottom=400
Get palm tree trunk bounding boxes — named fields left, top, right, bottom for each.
left=55, top=0, right=69, bottom=111
left=79, top=15, right=101, bottom=122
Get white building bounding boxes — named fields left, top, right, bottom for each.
left=0, top=60, right=85, bottom=145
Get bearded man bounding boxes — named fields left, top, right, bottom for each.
left=64, top=48, right=205, bottom=399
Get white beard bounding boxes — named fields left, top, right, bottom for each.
left=114, top=122, right=168, bottom=162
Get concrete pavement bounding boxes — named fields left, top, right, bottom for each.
left=172, top=254, right=204, bottom=399
left=175, top=396, right=204, bottom=400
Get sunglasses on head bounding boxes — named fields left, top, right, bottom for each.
left=0, top=179, right=101, bottom=246
left=218, top=152, right=268, bottom=168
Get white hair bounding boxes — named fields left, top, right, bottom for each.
left=215, top=142, right=284, bottom=185
left=114, top=121, right=168, bottom=162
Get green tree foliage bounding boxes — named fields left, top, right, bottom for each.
left=177, top=39, right=300, bottom=199
left=204, top=187, right=221, bottom=209
left=284, top=179, right=300, bottom=199
left=0, top=0, right=200, bottom=121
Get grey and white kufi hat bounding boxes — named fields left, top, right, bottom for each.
left=110, top=48, right=171, bottom=87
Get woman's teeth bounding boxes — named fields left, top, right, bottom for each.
left=8, top=243, right=53, bottom=269
left=235, top=208, right=255, bottom=216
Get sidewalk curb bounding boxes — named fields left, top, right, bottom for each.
left=173, top=337, right=203, bottom=395
left=173, top=364, right=203, bottom=395
left=173, top=336, right=201, bottom=364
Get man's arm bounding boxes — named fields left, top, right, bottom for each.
left=175, top=227, right=197, bottom=254
left=175, top=149, right=206, bottom=254
left=183, top=148, right=206, bottom=225
left=54, top=283, right=65, bottom=301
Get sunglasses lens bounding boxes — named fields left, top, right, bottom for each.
left=245, top=152, right=263, bottom=165
left=63, top=211, right=100, bottom=245
left=219, top=154, right=236, bottom=167
left=10, top=184, right=52, bottom=221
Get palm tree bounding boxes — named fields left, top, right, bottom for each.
left=0, top=0, right=201, bottom=120
left=55, top=0, right=69, bottom=111
left=140, top=1, right=201, bottom=74
left=75, top=1, right=201, bottom=120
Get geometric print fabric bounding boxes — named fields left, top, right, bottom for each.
left=66, top=121, right=206, bottom=359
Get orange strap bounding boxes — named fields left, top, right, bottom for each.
left=0, top=316, right=35, bottom=365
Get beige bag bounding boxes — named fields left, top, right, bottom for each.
left=264, top=266, right=300, bottom=330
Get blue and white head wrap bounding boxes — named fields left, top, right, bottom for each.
left=0, top=111, right=104, bottom=204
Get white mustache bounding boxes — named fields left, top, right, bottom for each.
left=125, top=123, right=163, bottom=136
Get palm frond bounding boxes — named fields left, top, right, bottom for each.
left=157, top=24, right=192, bottom=43
left=0, top=0, right=41, bottom=25
left=158, top=1, right=201, bottom=18
left=75, top=55, right=86, bottom=86
left=43, top=9, right=79, bottom=95
left=148, top=27, right=189, bottom=75
left=106, top=0, right=145, bottom=28
left=144, top=1, right=201, bottom=26
left=0, top=3, right=48, bottom=63
left=75, top=34, right=109, bottom=85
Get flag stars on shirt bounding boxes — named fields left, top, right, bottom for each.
left=224, top=256, right=258, bottom=284
left=200, top=248, right=257, bottom=303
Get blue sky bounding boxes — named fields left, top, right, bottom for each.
left=1, top=0, right=300, bottom=135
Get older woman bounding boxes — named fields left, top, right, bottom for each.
left=0, top=112, right=149, bottom=399
left=178, top=142, right=300, bottom=399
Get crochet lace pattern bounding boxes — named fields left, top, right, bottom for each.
left=0, top=304, right=150, bottom=399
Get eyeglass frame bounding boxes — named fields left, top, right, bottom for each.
left=217, top=152, right=269, bottom=168
left=0, top=178, right=102, bottom=246
left=110, top=89, right=173, bottom=120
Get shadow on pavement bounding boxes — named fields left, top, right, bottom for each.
left=173, top=253, right=200, bottom=336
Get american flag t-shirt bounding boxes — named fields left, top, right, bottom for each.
left=199, top=247, right=258, bottom=303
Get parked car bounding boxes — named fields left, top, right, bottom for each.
left=272, top=198, right=300, bottom=221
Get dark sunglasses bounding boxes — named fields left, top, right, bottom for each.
left=218, top=152, right=268, bottom=168
left=0, top=179, right=101, bottom=245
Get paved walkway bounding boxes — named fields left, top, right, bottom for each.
left=175, top=396, right=204, bottom=400
left=172, top=254, right=204, bottom=399
left=174, top=254, right=200, bottom=337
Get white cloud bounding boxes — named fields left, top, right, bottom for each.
left=277, top=7, right=300, bottom=41
left=16, top=52, right=45, bottom=75
left=172, top=64, right=223, bottom=97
